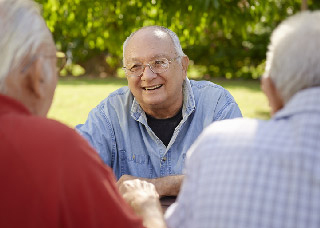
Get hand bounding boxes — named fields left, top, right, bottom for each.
left=119, top=179, right=166, bottom=228
left=118, top=179, right=159, bottom=215
left=117, top=174, right=137, bottom=189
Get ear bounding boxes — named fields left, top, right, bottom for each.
left=23, top=58, right=46, bottom=100
left=261, top=76, right=284, bottom=116
left=181, top=56, right=189, bottom=78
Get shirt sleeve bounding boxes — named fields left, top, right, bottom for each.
left=59, top=131, right=144, bottom=228
left=75, top=103, right=115, bottom=167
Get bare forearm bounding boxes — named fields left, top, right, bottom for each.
left=151, top=175, right=184, bottom=197
left=117, top=174, right=184, bottom=197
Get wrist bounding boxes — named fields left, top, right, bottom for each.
left=134, top=195, right=161, bottom=215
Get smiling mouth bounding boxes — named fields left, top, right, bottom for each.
left=143, top=84, right=163, bottom=91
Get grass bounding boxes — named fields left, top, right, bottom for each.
left=48, top=77, right=270, bottom=127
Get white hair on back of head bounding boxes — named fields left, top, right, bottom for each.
left=122, top=25, right=186, bottom=64
left=265, top=11, right=320, bottom=103
left=0, top=0, right=53, bottom=93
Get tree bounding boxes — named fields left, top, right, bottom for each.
left=36, top=0, right=320, bottom=79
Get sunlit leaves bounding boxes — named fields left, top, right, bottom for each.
left=35, top=0, right=320, bottom=78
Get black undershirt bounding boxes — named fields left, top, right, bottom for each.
left=146, top=108, right=183, bottom=147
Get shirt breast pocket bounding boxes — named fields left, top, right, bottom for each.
left=120, top=150, right=153, bottom=178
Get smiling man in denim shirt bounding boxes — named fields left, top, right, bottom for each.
left=76, top=25, right=242, bottom=196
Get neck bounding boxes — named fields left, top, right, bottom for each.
left=143, top=99, right=183, bottom=119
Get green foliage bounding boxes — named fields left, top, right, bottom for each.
left=35, top=0, right=320, bottom=79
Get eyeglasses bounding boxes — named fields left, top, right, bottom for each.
left=21, top=51, right=67, bottom=74
left=123, top=56, right=181, bottom=77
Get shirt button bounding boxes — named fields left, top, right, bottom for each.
left=162, top=157, right=167, bottom=162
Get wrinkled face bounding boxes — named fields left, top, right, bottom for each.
left=124, top=28, right=187, bottom=116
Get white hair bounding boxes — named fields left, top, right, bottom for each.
left=265, top=11, right=320, bottom=103
left=122, top=25, right=186, bottom=64
left=0, top=0, right=53, bottom=93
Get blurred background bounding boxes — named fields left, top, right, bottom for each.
left=34, top=0, right=320, bottom=126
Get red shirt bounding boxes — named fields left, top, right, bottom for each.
left=0, top=94, right=144, bottom=228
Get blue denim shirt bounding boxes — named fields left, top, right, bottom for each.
left=76, top=78, right=242, bottom=180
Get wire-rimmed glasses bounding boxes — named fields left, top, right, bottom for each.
left=123, top=56, right=181, bottom=77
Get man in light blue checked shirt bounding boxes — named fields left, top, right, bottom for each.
left=76, top=25, right=242, bottom=197
left=162, top=11, right=320, bottom=228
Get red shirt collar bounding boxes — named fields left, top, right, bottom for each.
left=0, top=93, right=31, bottom=116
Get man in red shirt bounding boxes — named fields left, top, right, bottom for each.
left=0, top=0, right=165, bottom=227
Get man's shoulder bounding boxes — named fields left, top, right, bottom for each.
left=204, top=117, right=261, bottom=137
left=1, top=115, right=113, bottom=184
left=189, top=79, right=233, bottom=99
left=187, top=80, right=239, bottom=114
left=13, top=115, right=90, bottom=148
left=98, top=86, right=132, bottom=108
left=200, top=118, right=267, bottom=149
left=29, top=116, right=87, bottom=144
left=1, top=115, right=95, bottom=161
left=106, top=86, right=131, bottom=99
left=188, top=117, right=267, bottom=160
left=189, top=79, right=222, bottom=90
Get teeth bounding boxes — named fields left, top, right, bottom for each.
left=145, top=85, right=162, bottom=90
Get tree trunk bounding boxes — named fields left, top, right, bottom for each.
left=301, top=0, right=308, bottom=11
left=79, top=54, right=119, bottom=78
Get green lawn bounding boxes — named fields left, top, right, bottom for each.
left=48, top=77, right=270, bottom=127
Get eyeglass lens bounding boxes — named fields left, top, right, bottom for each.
left=127, top=58, right=169, bottom=76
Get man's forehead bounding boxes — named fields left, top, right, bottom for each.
left=128, top=30, right=171, bottom=47
left=124, top=29, right=175, bottom=62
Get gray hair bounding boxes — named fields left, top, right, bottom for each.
left=122, top=25, right=186, bottom=64
left=0, top=0, right=53, bottom=93
left=265, top=11, right=320, bottom=103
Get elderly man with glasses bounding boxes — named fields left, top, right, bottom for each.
left=119, top=12, right=320, bottom=228
left=0, top=0, right=165, bottom=227
left=76, top=25, right=242, bottom=197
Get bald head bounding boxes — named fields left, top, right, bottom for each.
left=124, top=27, right=177, bottom=66
left=123, top=26, right=186, bottom=64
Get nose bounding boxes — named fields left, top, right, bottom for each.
left=140, top=64, right=157, bottom=80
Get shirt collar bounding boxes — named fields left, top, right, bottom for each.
left=0, top=93, right=31, bottom=116
left=130, top=77, right=196, bottom=122
left=273, top=87, right=320, bottom=120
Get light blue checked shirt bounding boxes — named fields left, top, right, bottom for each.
left=165, top=87, right=320, bottom=228
left=76, top=78, right=242, bottom=180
